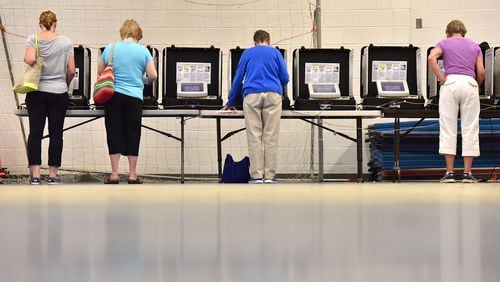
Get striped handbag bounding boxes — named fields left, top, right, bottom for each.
left=93, top=43, right=116, bottom=104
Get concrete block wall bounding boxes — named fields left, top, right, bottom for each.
left=0, top=0, right=499, bottom=177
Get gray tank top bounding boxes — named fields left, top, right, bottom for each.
left=27, top=34, right=74, bottom=94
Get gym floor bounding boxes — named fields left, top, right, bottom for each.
left=0, top=183, right=499, bottom=282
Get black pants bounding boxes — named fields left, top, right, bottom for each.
left=26, top=91, right=68, bottom=167
left=104, top=93, right=143, bottom=156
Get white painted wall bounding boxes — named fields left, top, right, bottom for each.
left=1, top=0, right=499, bottom=177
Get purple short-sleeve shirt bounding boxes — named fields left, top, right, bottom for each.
left=436, top=37, right=481, bottom=78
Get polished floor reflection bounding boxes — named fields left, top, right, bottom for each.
left=1, top=183, right=500, bottom=282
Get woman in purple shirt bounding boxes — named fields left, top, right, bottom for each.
left=428, top=20, right=485, bottom=183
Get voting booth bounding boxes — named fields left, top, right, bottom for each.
left=494, top=48, right=500, bottom=101
left=69, top=45, right=91, bottom=108
left=484, top=47, right=500, bottom=105
left=480, top=42, right=492, bottom=100
left=143, top=46, right=159, bottom=108
left=361, top=45, right=424, bottom=109
left=163, top=46, right=222, bottom=109
left=426, top=47, right=442, bottom=109
left=292, top=47, right=356, bottom=110
left=228, top=46, right=290, bottom=110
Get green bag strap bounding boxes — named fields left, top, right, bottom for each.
left=35, top=34, right=39, bottom=58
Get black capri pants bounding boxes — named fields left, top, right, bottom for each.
left=26, top=91, right=69, bottom=167
left=104, top=92, right=143, bottom=156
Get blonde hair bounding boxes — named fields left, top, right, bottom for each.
left=39, top=10, right=57, bottom=30
left=119, top=19, right=143, bottom=41
left=446, top=20, right=467, bottom=37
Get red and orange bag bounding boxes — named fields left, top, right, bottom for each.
left=93, top=43, right=116, bottom=104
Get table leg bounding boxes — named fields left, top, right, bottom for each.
left=216, top=117, right=222, bottom=182
left=393, top=117, right=401, bottom=182
left=181, top=116, right=185, bottom=184
left=318, top=118, right=324, bottom=182
left=356, top=117, right=363, bottom=182
left=310, top=122, right=315, bottom=178
left=43, top=116, right=103, bottom=139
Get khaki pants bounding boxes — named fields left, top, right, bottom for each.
left=243, top=92, right=282, bottom=180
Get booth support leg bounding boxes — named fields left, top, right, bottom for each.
left=318, top=118, right=324, bottom=182
left=181, top=117, right=185, bottom=184
left=217, top=118, right=222, bottom=182
left=393, top=117, right=401, bottom=182
left=356, top=117, right=364, bottom=182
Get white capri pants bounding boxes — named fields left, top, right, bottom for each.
left=438, top=74, right=480, bottom=157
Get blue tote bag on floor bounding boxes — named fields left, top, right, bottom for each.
left=221, top=154, right=250, bottom=183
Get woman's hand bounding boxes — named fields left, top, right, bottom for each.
left=438, top=75, right=447, bottom=86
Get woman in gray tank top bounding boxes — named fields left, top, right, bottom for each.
left=24, top=10, right=76, bottom=185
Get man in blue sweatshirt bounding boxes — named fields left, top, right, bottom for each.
left=222, top=30, right=289, bottom=184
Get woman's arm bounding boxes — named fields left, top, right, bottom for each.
left=97, top=59, right=105, bottom=76
left=66, top=55, right=76, bottom=85
left=145, top=60, right=158, bottom=80
left=475, top=55, right=485, bottom=86
left=427, top=47, right=446, bottom=85
left=23, top=45, right=36, bottom=66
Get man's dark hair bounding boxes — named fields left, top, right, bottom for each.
left=253, top=30, right=270, bottom=44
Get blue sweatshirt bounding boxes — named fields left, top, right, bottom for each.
left=227, top=45, right=289, bottom=107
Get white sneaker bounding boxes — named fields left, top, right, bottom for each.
left=47, top=177, right=62, bottom=185
left=248, top=178, right=264, bottom=184
left=439, top=172, right=455, bottom=183
left=462, top=173, right=479, bottom=183
left=30, top=177, right=41, bottom=185
left=264, top=179, right=277, bottom=184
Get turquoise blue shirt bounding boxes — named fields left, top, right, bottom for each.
left=227, top=45, right=289, bottom=107
left=101, top=41, right=153, bottom=100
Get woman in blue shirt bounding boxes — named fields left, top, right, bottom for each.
left=98, top=19, right=157, bottom=184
